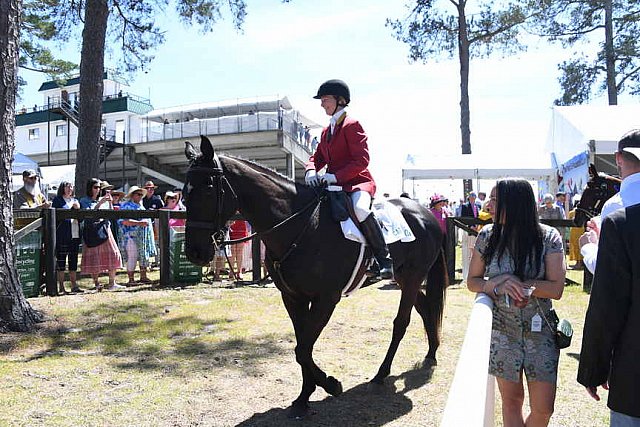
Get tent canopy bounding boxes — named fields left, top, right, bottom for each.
left=402, top=153, right=555, bottom=181
left=546, top=105, right=640, bottom=168
left=12, top=152, right=39, bottom=175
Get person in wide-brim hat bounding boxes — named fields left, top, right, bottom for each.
left=100, top=180, right=114, bottom=191
left=430, top=194, right=448, bottom=208
left=126, top=186, right=147, bottom=199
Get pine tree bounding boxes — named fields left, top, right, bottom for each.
left=1, top=0, right=45, bottom=332
left=388, top=0, right=535, bottom=156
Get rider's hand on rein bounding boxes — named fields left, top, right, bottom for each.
left=322, top=173, right=337, bottom=185
left=305, top=170, right=322, bottom=187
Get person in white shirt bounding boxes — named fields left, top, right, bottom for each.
left=580, top=130, right=640, bottom=273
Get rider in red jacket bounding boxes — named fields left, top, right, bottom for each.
left=305, top=79, right=393, bottom=279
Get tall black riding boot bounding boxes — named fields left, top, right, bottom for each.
left=360, top=213, right=393, bottom=279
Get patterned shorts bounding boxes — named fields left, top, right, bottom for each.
left=489, top=327, right=559, bottom=383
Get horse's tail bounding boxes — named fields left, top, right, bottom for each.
left=425, top=247, right=447, bottom=344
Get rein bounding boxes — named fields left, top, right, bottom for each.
left=186, top=158, right=326, bottom=290
left=219, top=195, right=324, bottom=246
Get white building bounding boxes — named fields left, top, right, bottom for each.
left=15, top=71, right=319, bottom=191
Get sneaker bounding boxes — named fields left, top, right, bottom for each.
left=106, top=283, right=126, bottom=291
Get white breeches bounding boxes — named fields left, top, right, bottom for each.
left=350, top=190, right=372, bottom=222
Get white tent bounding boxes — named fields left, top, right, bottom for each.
left=546, top=105, right=640, bottom=171
left=40, top=164, right=76, bottom=190
left=12, top=152, right=39, bottom=175
left=402, top=152, right=555, bottom=181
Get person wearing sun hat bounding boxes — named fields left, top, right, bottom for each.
left=118, top=185, right=156, bottom=285
left=142, top=180, right=164, bottom=210
left=429, top=193, right=449, bottom=234
left=161, top=191, right=186, bottom=227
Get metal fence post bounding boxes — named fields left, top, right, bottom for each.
left=446, top=217, right=456, bottom=284
left=43, top=208, right=57, bottom=296
left=158, top=210, right=170, bottom=287
left=252, top=236, right=261, bottom=283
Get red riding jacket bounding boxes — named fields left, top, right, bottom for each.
left=305, top=113, right=377, bottom=196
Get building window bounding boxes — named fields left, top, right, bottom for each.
left=56, top=124, right=67, bottom=137
left=28, top=128, right=39, bottom=140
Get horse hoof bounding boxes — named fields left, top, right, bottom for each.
left=287, top=402, right=309, bottom=419
left=324, top=376, right=343, bottom=396
left=423, top=356, right=437, bottom=368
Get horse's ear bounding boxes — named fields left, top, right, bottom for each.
left=589, top=163, right=598, bottom=177
left=185, top=141, right=198, bottom=161
left=200, top=135, right=214, bottom=161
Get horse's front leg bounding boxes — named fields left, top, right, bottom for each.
left=371, top=275, right=421, bottom=384
left=281, top=292, right=341, bottom=418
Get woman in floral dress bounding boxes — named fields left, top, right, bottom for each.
left=467, top=178, right=566, bottom=427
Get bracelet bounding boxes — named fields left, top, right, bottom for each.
left=493, top=285, right=499, bottom=296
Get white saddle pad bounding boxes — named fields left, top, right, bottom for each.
left=340, top=201, right=416, bottom=244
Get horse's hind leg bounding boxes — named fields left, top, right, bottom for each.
left=371, top=276, right=421, bottom=384
left=414, top=290, right=439, bottom=364
left=281, top=293, right=341, bottom=418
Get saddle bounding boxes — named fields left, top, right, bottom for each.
left=325, top=188, right=414, bottom=296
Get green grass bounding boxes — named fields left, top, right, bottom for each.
left=0, top=271, right=607, bottom=426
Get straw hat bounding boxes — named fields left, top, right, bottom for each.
left=144, top=180, right=158, bottom=189
left=111, top=190, right=125, bottom=198
left=126, top=186, right=147, bottom=199
left=99, top=180, right=114, bottom=190
left=164, top=191, right=178, bottom=203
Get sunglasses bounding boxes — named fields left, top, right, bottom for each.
left=133, top=192, right=144, bottom=196
left=92, top=185, right=100, bottom=189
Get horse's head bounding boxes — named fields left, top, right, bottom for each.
left=574, top=164, right=621, bottom=227
left=183, top=135, right=239, bottom=266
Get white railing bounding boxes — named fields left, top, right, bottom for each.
left=441, top=293, right=495, bottom=427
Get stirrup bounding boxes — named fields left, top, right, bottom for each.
left=379, top=266, right=393, bottom=280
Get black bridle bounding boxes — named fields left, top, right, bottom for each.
left=184, top=153, right=238, bottom=241
left=184, top=155, right=324, bottom=246
left=575, top=177, right=620, bottom=220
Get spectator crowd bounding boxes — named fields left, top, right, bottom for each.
left=13, top=174, right=251, bottom=293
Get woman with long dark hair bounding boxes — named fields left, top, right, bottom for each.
left=79, top=178, right=123, bottom=291
left=467, top=178, right=566, bottom=426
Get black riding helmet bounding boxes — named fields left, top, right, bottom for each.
left=313, top=79, right=350, bottom=105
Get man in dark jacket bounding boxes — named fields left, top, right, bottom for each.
left=577, top=203, right=640, bottom=426
left=460, top=191, right=481, bottom=219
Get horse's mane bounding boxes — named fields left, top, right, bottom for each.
left=219, top=154, right=301, bottom=193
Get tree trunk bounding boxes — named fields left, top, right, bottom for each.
left=0, top=0, right=44, bottom=332
left=604, top=0, right=617, bottom=105
left=457, top=0, right=471, bottom=155
left=74, top=0, right=109, bottom=192
left=457, top=1, right=473, bottom=194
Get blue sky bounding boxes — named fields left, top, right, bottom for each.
left=18, top=0, right=614, bottom=200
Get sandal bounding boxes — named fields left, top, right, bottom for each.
left=70, top=286, right=84, bottom=294
left=139, top=277, right=152, bottom=284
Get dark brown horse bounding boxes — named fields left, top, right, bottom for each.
left=574, top=164, right=621, bottom=227
left=183, top=136, right=446, bottom=418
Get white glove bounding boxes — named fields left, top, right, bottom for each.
left=322, top=173, right=337, bottom=185
left=305, top=170, right=321, bottom=187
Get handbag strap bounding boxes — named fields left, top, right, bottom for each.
left=534, top=298, right=556, bottom=332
